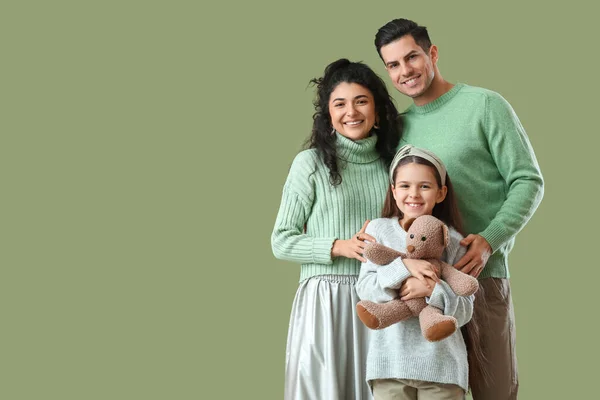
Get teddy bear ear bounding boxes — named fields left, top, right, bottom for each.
left=404, top=217, right=416, bottom=231
left=442, top=224, right=449, bottom=248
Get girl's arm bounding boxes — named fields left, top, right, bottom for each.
left=355, top=222, right=412, bottom=303
left=426, top=281, right=474, bottom=327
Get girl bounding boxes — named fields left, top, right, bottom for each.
left=356, top=144, right=485, bottom=400
left=271, top=58, right=402, bottom=400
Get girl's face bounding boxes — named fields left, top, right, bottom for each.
left=328, top=82, right=377, bottom=141
left=392, top=162, right=447, bottom=224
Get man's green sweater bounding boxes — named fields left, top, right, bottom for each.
left=401, top=83, right=544, bottom=279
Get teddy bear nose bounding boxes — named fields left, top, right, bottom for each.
left=406, top=245, right=415, bottom=253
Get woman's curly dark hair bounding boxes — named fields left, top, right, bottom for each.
left=306, top=58, right=402, bottom=185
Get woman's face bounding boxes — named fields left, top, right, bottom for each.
left=328, top=82, right=377, bottom=141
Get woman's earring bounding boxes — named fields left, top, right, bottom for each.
left=331, top=128, right=336, bottom=135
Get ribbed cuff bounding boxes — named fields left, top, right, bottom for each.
left=311, top=237, right=336, bottom=264
left=378, top=258, right=411, bottom=290
left=480, top=221, right=509, bottom=253
left=426, top=282, right=446, bottom=310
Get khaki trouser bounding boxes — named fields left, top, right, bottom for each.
left=470, top=278, right=519, bottom=400
left=373, top=379, right=465, bottom=400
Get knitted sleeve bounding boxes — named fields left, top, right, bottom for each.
left=271, top=151, right=337, bottom=264
left=427, top=229, right=474, bottom=327
left=479, top=92, right=544, bottom=252
left=356, top=220, right=412, bottom=303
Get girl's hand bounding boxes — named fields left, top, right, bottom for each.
left=399, top=277, right=435, bottom=300
left=331, top=220, right=376, bottom=263
left=402, top=259, right=440, bottom=288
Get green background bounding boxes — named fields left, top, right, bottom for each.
left=2, top=0, right=598, bottom=398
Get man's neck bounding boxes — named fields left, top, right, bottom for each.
left=414, top=77, right=454, bottom=107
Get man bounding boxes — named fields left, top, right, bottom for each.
left=374, top=18, right=544, bottom=399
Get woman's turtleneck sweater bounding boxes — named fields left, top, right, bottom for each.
left=272, top=132, right=389, bottom=282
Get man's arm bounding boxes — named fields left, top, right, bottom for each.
left=455, top=92, right=543, bottom=273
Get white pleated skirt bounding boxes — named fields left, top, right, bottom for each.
left=285, top=275, right=373, bottom=400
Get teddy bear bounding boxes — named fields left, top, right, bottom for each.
left=356, top=215, right=479, bottom=342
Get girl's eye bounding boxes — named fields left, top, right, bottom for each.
left=409, top=234, right=414, bottom=239
left=421, top=236, right=426, bottom=241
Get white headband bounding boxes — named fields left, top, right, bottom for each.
left=389, top=144, right=447, bottom=186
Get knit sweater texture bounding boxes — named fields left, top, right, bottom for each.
left=356, top=217, right=472, bottom=391
left=272, top=133, right=389, bottom=282
left=401, top=83, right=544, bottom=279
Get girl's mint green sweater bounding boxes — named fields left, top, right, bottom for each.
left=272, top=133, right=389, bottom=282
left=401, top=83, right=544, bottom=279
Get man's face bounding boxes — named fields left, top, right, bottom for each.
left=380, top=35, right=438, bottom=103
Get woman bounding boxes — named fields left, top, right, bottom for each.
left=271, top=58, right=402, bottom=399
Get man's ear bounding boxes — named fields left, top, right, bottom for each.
left=429, top=45, right=439, bottom=64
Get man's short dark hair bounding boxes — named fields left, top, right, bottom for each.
left=375, top=18, right=432, bottom=60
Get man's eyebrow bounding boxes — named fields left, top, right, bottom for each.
left=404, top=50, right=419, bottom=59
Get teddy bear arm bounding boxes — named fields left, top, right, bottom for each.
left=440, top=262, right=479, bottom=296
left=363, top=242, right=406, bottom=266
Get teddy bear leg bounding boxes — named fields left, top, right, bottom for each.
left=419, top=305, right=458, bottom=342
left=356, top=299, right=413, bottom=330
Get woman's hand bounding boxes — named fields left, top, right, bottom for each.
left=399, top=277, right=435, bottom=300
left=331, top=220, right=376, bottom=263
left=402, top=259, right=440, bottom=288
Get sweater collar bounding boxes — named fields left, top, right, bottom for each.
left=335, top=132, right=380, bottom=164
left=408, top=83, right=465, bottom=114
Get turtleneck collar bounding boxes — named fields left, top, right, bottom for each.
left=335, top=132, right=380, bottom=164
left=408, top=83, right=465, bottom=114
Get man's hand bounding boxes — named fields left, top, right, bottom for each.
left=454, top=234, right=492, bottom=277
